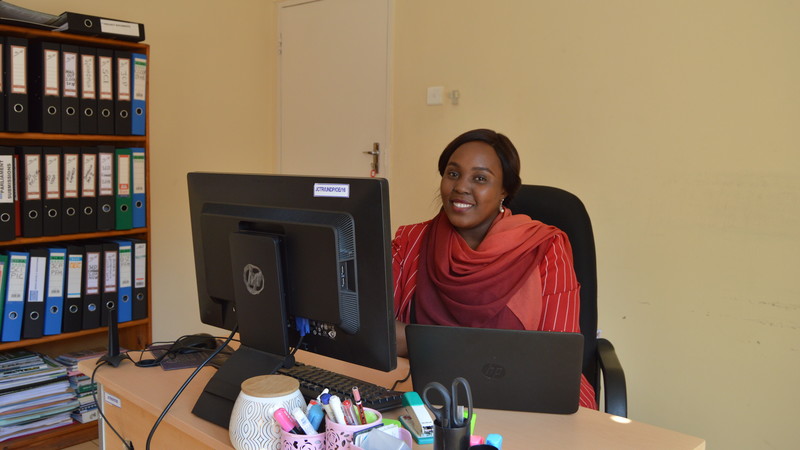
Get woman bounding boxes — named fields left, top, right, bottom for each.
left=392, top=128, right=598, bottom=409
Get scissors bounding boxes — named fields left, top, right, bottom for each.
left=421, top=377, right=473, bottom=429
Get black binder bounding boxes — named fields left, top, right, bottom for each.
left=60, top=44, right=80, bottom=134
left=81, top=242, right=103, bottom=330
left=0, top=146, right=15, bottom=241
left=22, top=248, right=48, bottom=339
left=99, top=241, right=119, bottom=327
left=78, top=47, right=97, bottom=134
left=42, top=147, right=62, bottom=236
left=0, top=37, right=5, bottom=132
left=79, top=146, right=98, bottom=233
left=4, top=36, right=29, bottom=132
left=96, top=47, right=115, bottom=135
left=16, top=146, right=43, bottom=238
left=113, top=50, right=132, bottom=135
left=61, top=147, right=81, bottom=235
left=96, top=146, right=115, bottom=231
left=52, top=12, right=145, bottom=43
left=129, top=238, right=148, bottom=320
left=62, top=245, right=84, bottom=333
left=28, top=41, right=61, bottom=133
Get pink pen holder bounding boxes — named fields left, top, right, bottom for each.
left=280, top=429, right=325, bottom=450
left=324, top=408, right=382, bottom=450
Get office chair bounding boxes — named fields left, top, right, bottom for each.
left=507, top=185, right=627, bottom=417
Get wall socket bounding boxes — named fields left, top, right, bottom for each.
left=427, top=86, right=444, bottom=105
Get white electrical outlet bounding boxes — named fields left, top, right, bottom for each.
left=427, top=86, right=444, bottom=105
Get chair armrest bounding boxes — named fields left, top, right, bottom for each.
left=597, top=338, right=627, bottom=417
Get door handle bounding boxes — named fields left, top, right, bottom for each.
left=363, top=142, right=380, bottom=175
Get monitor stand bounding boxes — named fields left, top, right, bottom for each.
left=193, top=231, right=293, bottom=428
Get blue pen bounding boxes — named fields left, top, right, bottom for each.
left=307, top=403, right=324, bottom=431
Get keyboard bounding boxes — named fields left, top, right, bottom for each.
left=278, top=362, right=405, bottom=412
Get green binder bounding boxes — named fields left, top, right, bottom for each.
left=114, top=148, right=133, bottom=230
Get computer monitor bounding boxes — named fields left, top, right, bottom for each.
left=187, top=173, right=397, bottom=427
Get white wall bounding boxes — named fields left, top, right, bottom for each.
left=21, top=1, right=800, bottom=448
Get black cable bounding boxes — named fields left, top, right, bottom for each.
left=91, top=361, right=133, bottom=450
left=145, top=325, right=239, bottom=450
left=390, top=367, right=412, bottom=391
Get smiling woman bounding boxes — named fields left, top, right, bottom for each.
left=392, top=128, right=599, bottom=410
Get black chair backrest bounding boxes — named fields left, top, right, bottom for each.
left=507, top=185, right=600, bottom=395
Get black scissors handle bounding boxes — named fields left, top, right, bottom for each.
left=450, top=377, right=473, bottom=428
left=422, top=381, right=452, bottom=428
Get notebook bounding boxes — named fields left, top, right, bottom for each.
left=405, top=324, right=585, bottom=414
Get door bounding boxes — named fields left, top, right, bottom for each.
left=278, top=0, right=390, bottom=178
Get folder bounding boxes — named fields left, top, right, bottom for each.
left=79, top=146, right=97, bottom=233
left=3, top=36, right=29, bottom=132
left=131, top=147, right=146, bottom=228
left=62, top=245, right=84, bottom=333
left=16, top=146, right=43, bottom=238
left=42, top=147, right=62, bottom=236
left=113, top=50, right=132, bottom=135
left=131, top=53, right=147, bottom=135
left=130, top=238, right=147, bottom=320
left=61, top=147, right=80, bottom=235
left=0, top=147, right=15, bottom=241
left=21, top=248, right=47, bottom=340
left=29, top=41, right=61, bottom=133
left=114, top=148, right=132, bottom=230
left=99, top=241, right=118, bottom=327
left=60, top=44, right=80, bottom=134
left=43, top=247, right=67, bottom=336
left=79, top=46, right=97, bottom=134
left=0, top=37, right=5, bottom=131
left=96, top=47, right=115, bottom=135
left=1, top=251, right=28, bottom=342
left=0, top=253, right=7, bottom=335
left=112, top=239, right=132, bottom=323
left=13, top=153, right=20, bottom=237
left=97, top=146, right=115, bottom=231
left=52, top=12, right=146, bottom=43
left=81, top=243, right=102, bottom=330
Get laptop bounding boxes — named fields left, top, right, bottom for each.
left=406, top=324, right=585, bottom=414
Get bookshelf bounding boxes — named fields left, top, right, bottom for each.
left=0, top=24, right=149, bottom=448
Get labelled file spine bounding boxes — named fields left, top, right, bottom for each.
left=131, top=53, right=146, bottom=135
left=1, top=251, right=28, bottom=342
left=100, top=241, right=118, bottom=327
left=0, top=147, right=15, bottom=241
left=81, top=243, right=101, bottom=330
left=97, top=146, right=115, bottom=231
left=79, top=47, right=97, bottom=134
left=43, top=247, right=66, bottom=336
left=22, top=248, right=47, bottom=339
left=42, top=147, right=62, bottom=236
left=130, top=239, right=147, bottom=320
left=96, top=47, right=115, bottom=135
left=60, top=44, right=80, bottom=134
left=114, top=148, right=132, bottom=230
left=4, top=37, right=29, bottom=132
left=62, top=245, right=83, bottom=333
left=79, top=147, right=97, bottom=233
left=131, top=148, right=145, bottom=228
left=113, top=51, right=131, bottom=135
left=28, top=41, right=61, bottom=133
left=61, top=148, right=80, bottom=235
left=113, top=239, right=132, bottom=323
left=17, top=146, right=43, bottom=238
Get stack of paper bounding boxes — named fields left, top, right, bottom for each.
left=55, top=347, right=108, bottom=424
left=0, top=350, right=78, bottom=442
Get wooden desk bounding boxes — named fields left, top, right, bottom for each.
left=80, top=353, right=705, bottom=450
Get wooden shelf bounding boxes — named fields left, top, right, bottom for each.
left=0, top=22, right=151, bottom=449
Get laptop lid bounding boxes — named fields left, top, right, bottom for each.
left=406, top=324, right=584, bottom=414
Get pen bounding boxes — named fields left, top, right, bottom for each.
left=292, top=407, right=318, bottom=435
left=328, top=395, right=347, bottom=425
left=342, top=398, right=358, bottom=425
left=320, top=393, right=334, bottom=420
left=352, top=386, right=367, bottom=425
left=273, top=408, right=303, bottom=434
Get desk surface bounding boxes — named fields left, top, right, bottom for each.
left=80, top=352, right=705, bottom=450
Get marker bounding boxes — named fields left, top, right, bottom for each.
left=328, top=395, right=347, bottom=425
left=273, top=408, right=303, bottom=434
left=320, top=393, right=334, bottom=420
left=352, top=386, right=367, bottom=425
left=292, top=407, right=318, bottom=435
left=307, top=403, right=325, bottom=431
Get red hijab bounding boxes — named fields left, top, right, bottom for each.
left=414, top=209, right=561, bottom=328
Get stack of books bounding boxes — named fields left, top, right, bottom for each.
left=55, top=347, right=109, bottom=424
left=0, top=349, right=78, bottom=442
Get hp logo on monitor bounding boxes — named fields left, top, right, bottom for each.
left=481, top=363, right=506, bottom=380
left=243, top=264, right=264, bottom=295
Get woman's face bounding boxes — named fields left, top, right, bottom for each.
left=440, top=141, right=507, bottom=248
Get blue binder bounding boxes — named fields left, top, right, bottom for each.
left=131, top=53, right=147, bottom=135
left=112, top=240, right=133, bottom=323
left=1, top=251, right=29, bottom=342
left=43, top=247, right=67, bottom=335
left=132, top=147, right=146, bottom=228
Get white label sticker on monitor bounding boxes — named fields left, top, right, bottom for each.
left=313, top=183, right=350, bottom=198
